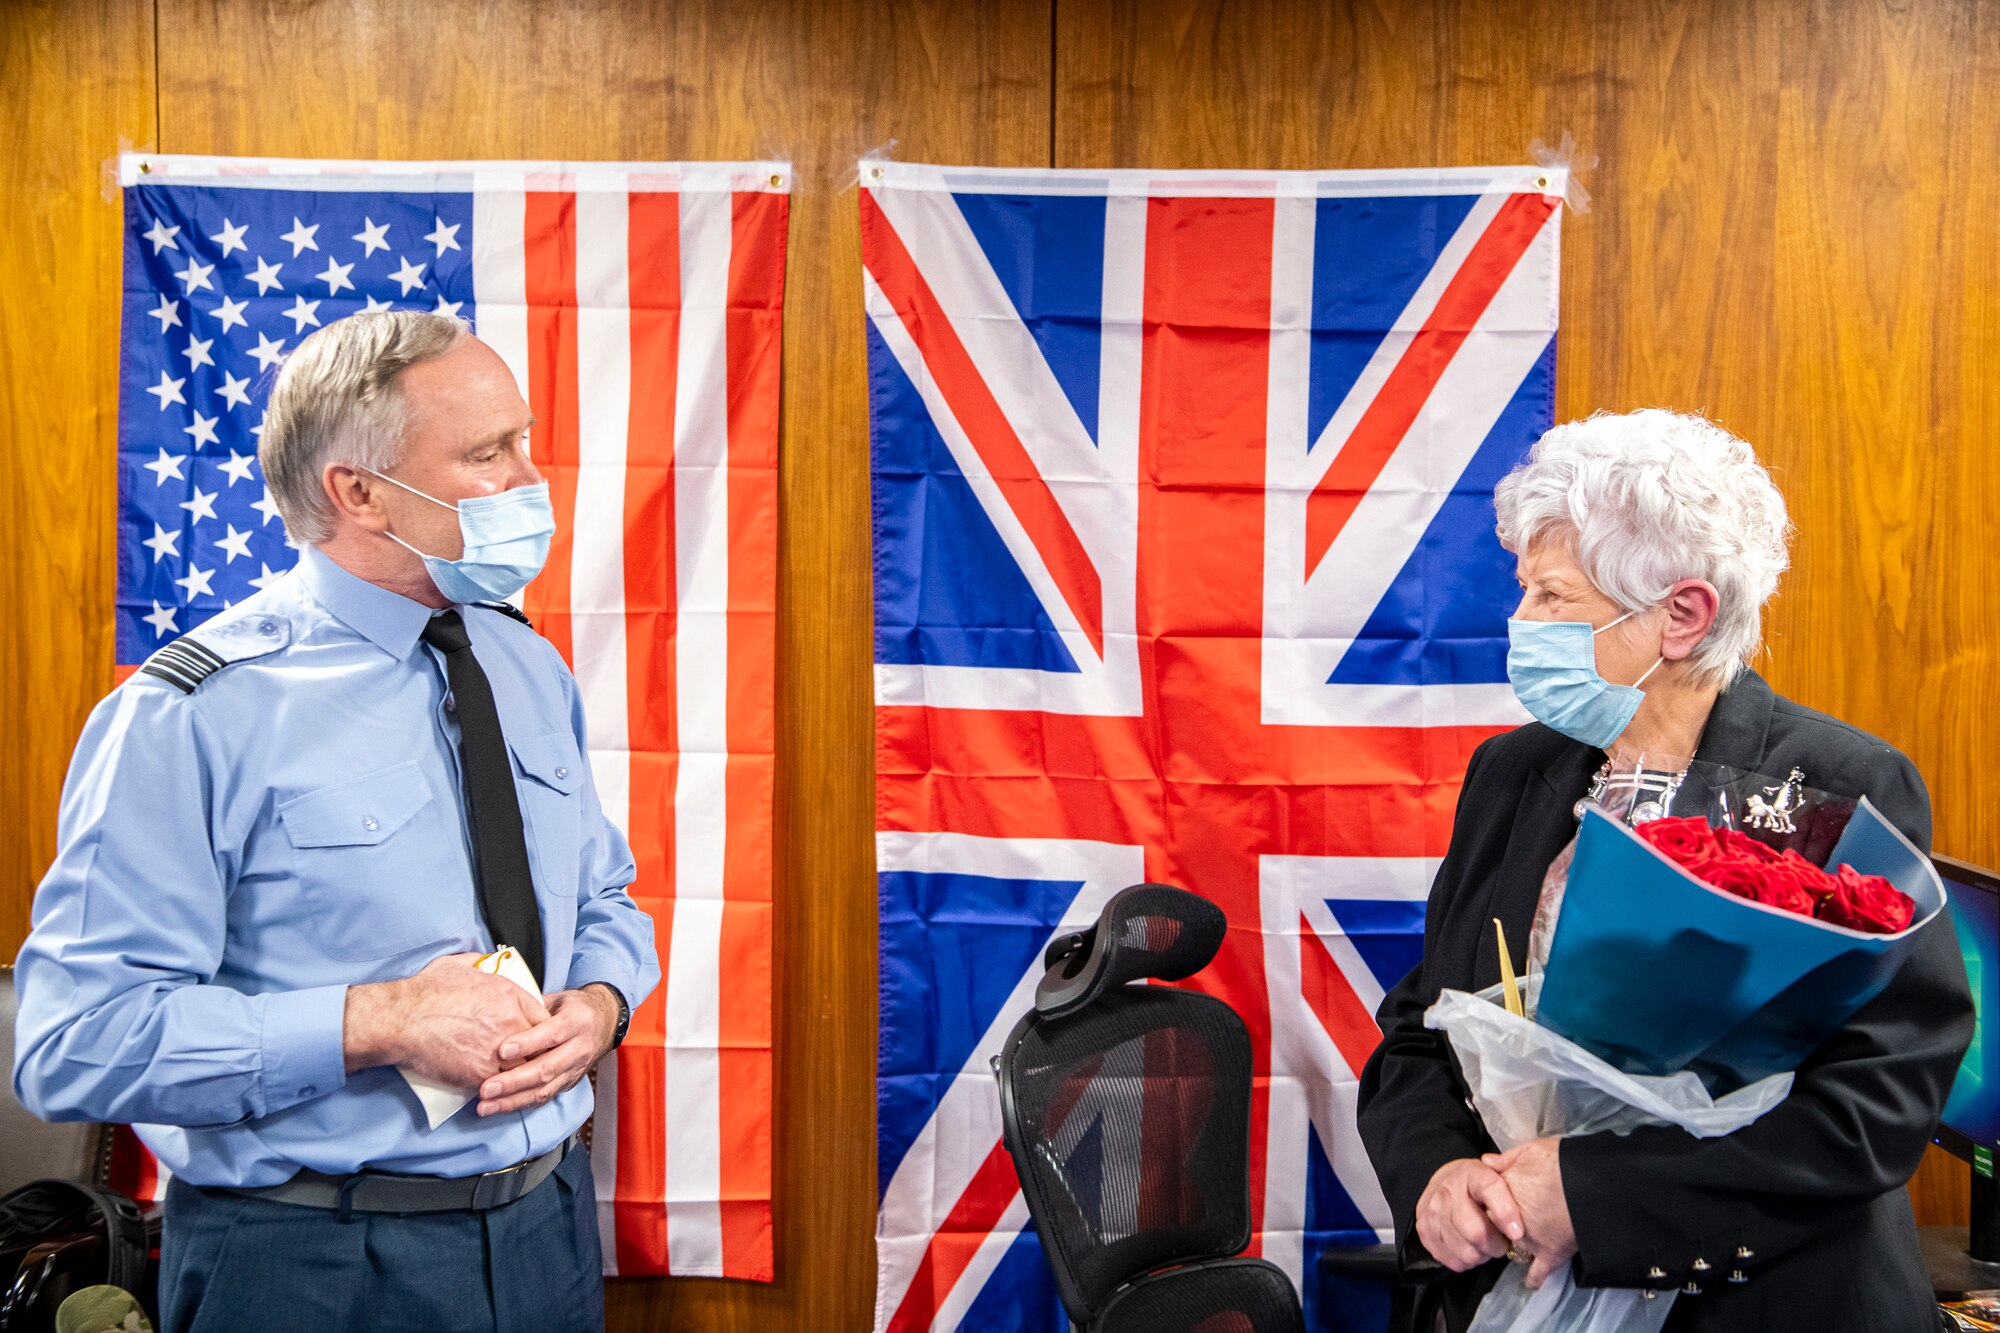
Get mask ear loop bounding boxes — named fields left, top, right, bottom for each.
left=359, top=465, right=460, bottom=513
left=1592, top=609, right=1637, bottom=636
left=1597, top=608, right=1667, bottom=689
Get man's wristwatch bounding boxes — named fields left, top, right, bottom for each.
left=585, top=983, right=631, bottom=1050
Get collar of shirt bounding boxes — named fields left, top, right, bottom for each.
left=296, top=545, right=439, bottom=661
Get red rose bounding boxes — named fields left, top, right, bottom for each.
left=1702, top=859, right=1769, bottom=902
left=1715, top=827, right=1784, bottom=864
left=1744, top=868, right=1820, bottom=918
left=1817, top=865, right=1916, bottom=934
left=1692, top=856, right=1821, bottom=920
left=1638, top=816, right=1722, bottom=869
left=1776, top=848, right=1838, bottom=898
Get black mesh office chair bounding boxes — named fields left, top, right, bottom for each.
left=995, top=884, right=1306, bottom=1333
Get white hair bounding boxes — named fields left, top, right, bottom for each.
left=1493, top=409, right=1793, bottom=687
left=258, top=311, right=469, bottom=545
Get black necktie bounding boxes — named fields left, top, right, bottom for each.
left=422, top=610, right=545, bottom=984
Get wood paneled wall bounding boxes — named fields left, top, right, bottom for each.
left=4, top=1, right=1994, bottom=1327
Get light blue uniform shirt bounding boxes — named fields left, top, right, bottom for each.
left=12, top=546, right=659, bottom=1186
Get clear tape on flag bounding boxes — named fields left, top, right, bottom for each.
left=1530, top=131, right=1597, bottom=214
left=102, top=138, right=154, bottom=203
left=854, top=140, right=902, bottom=190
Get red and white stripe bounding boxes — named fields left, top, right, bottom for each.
left=475, top=161, right=786, bottom=1281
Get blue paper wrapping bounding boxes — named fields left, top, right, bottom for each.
left=1534, top=799, right=1945, bottom=1091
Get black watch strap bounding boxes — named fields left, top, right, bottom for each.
left=589, top=982, right=632, bottom=1049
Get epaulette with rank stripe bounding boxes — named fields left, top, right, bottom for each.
left=136, top=613, right=290, bottom=694
left=139, top=638, right=227, bottom=694
left=475, top=601, right=535, bottom=630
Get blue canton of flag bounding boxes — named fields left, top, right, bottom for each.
left=118, top=178, right=476, bottom=664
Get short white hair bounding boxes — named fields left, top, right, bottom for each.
left=259, top=311, right=469, bottom=544
left=1493, top=409, right=1792, bottom=687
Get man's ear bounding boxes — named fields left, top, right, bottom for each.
left=324, top=463, right=389, bottom=534
left=1660, top=578, right=1721, bottom=662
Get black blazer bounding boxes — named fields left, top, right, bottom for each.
left=1356, top=669, right=1973, bottom=1332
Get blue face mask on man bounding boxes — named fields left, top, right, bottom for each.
left=364, top=468, right=555, bottom=604
left=1505, top=610, right=1665, bottom=749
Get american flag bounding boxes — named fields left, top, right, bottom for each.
left=114, top=153, right=787, bottom=1281
left=863, top=159, right=1562, bottom=1330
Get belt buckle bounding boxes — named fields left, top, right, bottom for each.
left=469, top=1157, right=530, bottom=1210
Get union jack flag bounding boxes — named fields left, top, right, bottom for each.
left=864, top=160, right=1562, bottom=1331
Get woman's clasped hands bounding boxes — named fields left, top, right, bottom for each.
left=1415, top=1137, right=1577, bottom=1290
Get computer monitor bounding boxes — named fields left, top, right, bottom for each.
left=1933, top=853, right=2000, bottom=1266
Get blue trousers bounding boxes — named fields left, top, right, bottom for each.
left=158, top=1142, right=604, bottom=1333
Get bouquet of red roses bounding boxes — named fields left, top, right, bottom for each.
left=1635, top=815, right=1916, bottom=934
left=1528, top=761, right=1945, bottom=1091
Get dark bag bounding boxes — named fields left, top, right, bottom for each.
left=0, top=1180, right=148, bottom=1332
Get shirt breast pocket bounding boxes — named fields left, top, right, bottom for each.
left=510, top=731, right=584, bottom=899
left=279, top=762, right=475, bottom=961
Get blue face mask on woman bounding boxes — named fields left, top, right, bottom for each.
left=365, top=468, right=555, bottom=604
left=1505, top=610, right=1665, bottom=749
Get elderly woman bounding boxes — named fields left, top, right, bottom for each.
left=1356, top=410, right=1972, bottom=1332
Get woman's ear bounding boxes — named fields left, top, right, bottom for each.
left=1660, top=578, right=1721, bottom=661
left=323, top=463, right=389, bottom=533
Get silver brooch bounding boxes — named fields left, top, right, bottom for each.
left=1743, top=767, right=1806, bottom=835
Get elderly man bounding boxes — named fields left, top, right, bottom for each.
left=13, top=311, right=658, bottom=1332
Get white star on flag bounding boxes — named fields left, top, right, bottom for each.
left=425, top=219, right=462, bottom=254
left=179, top=485, right=218, bottom=523
left=174, top=258, right=214, bottom=294
left=249, top=331, right=285, bottom=371
left=146, top=371, right=187, bottom=410
left=284, top=295, right=322, bottom=332
left=433, top=295, right=463, bottom=318
left=215, top=372, right=252, bottom=411
left=209, top=218, right=249, bottom=257
left=218, top=450, right=257, bottom=485
left=182, top=335, right=214, bottom=371
left=248, top=562, right=285, bottom=591
left=281, top=217, right=320, bottom=255
left=142, top=601, right=179, bottom=638
left=183, top=412, right=220, bottom=448
left=251, top=489, right=283, bottom=526
left=173, top=563, right=216, bottom=600
left=213, top=524, right=254, bottom=563
left=148, top=297, right=181, bottom=333
left=142, top=448, right=186, bottom=486
left=317, top=256, right=356, bottom=295
left=246, top=256, right=285, bottom=295
left=142, top=219, right=181, bottom=254
left=212, top=295, right=249, bottom=332
left=362, top=295, right=393, bottom=314
left=141, top=523, right=181, bottom=563
left=389, top=255, right=427, bottom=295
left=353, top=218, right=391, bottom=256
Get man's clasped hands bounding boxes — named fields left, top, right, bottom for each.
left=341, top=953, right=622, bottom=1117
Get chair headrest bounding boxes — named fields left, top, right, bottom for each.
left=1034, top=884, right=1227, bottom=1019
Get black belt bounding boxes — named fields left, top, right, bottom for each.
left=222, top=1134, right=580, bottom=1220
